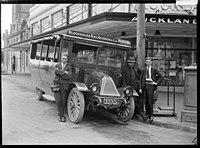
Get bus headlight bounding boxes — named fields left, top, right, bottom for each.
left=90, top=83, right=100, bottom=94
left=124, top=86, right=133, bottom=97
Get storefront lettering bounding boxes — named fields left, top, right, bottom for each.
left=167, top=18, right=174, bottom=23
left=158, top=18, right=166, bottom=23
left=182, top=19, right=189, bottom=24
left=132, top=16, right=196, bottom=24
left=174, top=19, right=182, bottom=24
left=193, top=19, right=197, bottom=24
left=149, top=17, right=156, bottom=23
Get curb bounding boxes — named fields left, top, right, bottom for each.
left=152, top=120, right=197, bottom=133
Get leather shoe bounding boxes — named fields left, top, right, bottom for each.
left=148, top=116, right=154, bottom=123
left=143, top=115, right=149, bottom=121
left=58, top=116, right=66, bottom=122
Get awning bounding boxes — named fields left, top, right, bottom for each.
left=4, top=12, right=196, bottom=50
left=57, top=12, right=197, bottom=39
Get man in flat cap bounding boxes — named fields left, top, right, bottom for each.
left=139, top=57, right=164, bottom=123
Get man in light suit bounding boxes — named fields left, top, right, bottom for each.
left=53, top=53, right=72, bottom=122
left=139, top=57, right=164, bottom=123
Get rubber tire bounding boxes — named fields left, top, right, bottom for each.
left=117, top=96, right=135, bottom=122
left=67, top=87, right=85, bottom=124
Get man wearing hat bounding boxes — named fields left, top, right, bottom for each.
left=53, top=53, right=72, bottom=122
left=139, top=57, right=164, bottom=123
left=122, top=56, right=144, bottom=119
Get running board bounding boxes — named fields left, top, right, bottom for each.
left=42, top=94, right=55, bottom=101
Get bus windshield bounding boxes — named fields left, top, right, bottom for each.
left=98, top=47, right=123, bottom=68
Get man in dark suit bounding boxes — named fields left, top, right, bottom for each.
left=122, top=56, right=144, bottom=119
left=53, top=53, right=72, bottom=122
left=139, top=57, right=164, bottom=123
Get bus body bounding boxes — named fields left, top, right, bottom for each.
left=30, top=30, right=138, bottom=123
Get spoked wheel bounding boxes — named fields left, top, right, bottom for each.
left=116, top=96, right=135, bottom=122
left=67, top=87, right=85, bottom=124
left=36, top=87, right=44, bottom=101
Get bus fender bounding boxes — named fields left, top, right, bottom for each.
left=69, top=82, right=89, bottom=92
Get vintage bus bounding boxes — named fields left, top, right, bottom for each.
left=30, top=30, right=139, bottom=124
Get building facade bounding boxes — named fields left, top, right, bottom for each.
left=2, top=3, right=197, bottom=86
left=2, top=4, right=34, bottom=74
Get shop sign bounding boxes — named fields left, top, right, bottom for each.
left=67, top=30, right=131, bottom=46
left=131, top=16, right=196, bottom=24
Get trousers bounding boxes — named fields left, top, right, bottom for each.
left=144, top=83, right=156, bottom=117
left=54, top=83, right=68, bottom=117
left=134, top=93, right=144, bottom=116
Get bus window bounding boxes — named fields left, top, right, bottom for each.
left=98, top=48, right=123, bottom=68
left=30, top=43, right=37, bottom=59
left=47, top=42, right=55, bottom=61
left=36, top=41, right=42, bottom=60
left=41, top=43, right=48, bottom=60
left=77, top=50, right=96, bottom=64
left=54, top=40, right=61, bottom=62
left=72, top=43, right=98, bottom=64
left=61, top=39, right=70, bottom=56
left=42, top=39, right=56, bottom=61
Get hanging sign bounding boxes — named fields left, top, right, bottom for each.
left=67, top=30, right=131, bottom=46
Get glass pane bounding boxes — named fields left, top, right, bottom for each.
left=77, top=50, right=97, bottom=64
left=36, top=42, right=42, bottom=58
left=98, top=48, right=123, bottom=68
left=62, top=39, right=69, bottom=55
left=48, top=43, right=55, bottom=60
left=41, top=44, right=48, bottom=59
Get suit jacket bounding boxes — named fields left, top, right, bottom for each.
left=122, top=63, right=141, bottom=90
left=139, top=66, right=164, bottom=90
left=53, top=62, right=72, bottom=90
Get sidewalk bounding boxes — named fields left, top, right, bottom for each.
left=2, top=72, right=197, bottom=134
left=141, top=90, right=197, bottom=134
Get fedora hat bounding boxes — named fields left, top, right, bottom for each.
left=127, top=56, right=136, bottom=63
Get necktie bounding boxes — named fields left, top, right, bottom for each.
left=147, top=66, right=150, bottom=79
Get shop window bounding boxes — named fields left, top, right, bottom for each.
left=147, top=48, right=195, bottom=86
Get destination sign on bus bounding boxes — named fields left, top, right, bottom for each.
left=67, top=30, right=131, bottom=46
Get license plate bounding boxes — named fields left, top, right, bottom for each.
left=103, top=98, right=119, bottom=105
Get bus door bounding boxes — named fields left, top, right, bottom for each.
left=39, top=38, right=58, bottom=89
left=29, top=41, right=43, bottom=87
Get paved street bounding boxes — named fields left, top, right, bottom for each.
left=2, top=73, right=196, bottom=145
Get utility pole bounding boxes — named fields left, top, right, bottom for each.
left=136, top=4, right=145, bottom=70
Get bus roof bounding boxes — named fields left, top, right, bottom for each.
left=31, top=30, right=132, bottom=49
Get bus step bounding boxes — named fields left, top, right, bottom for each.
left=42, top=94, right=55, bottom=101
